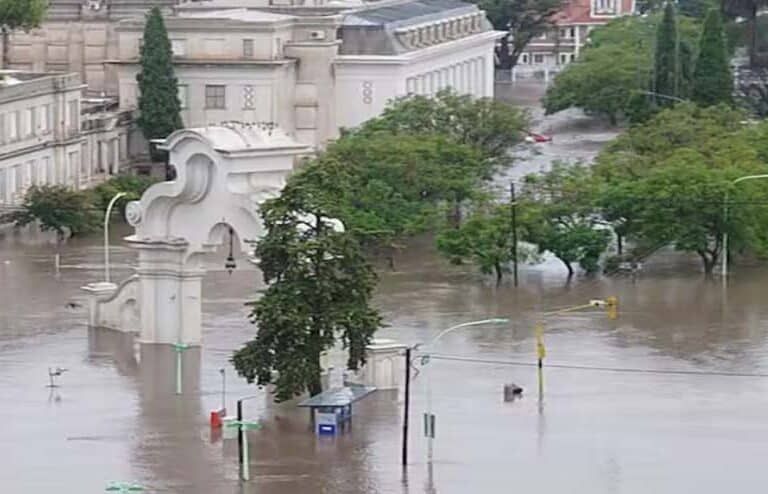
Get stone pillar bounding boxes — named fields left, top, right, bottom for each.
left=130, top=238, right=204, bottom=345
left=360, top=339, right=408, bottom=390
left=81, top=281, right=118, bottom=327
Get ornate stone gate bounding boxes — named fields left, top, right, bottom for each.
left=83, top=123, right=309, bottom=345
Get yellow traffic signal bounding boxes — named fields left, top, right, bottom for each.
left=606, top=296, right=618, bottom=320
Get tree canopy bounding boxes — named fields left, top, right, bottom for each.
left=232, top=162, right=382, bottom=401
left=474, top=0, right=566, bottom=69
left=136, top=7, right=183, bottom=161
left=3, top=185, right=100, bottom=243
left=0, top=0, right=47, bottom=67
left=543, top=13, right=701, bottom=123
left=692, top=9, right=733, bottom=106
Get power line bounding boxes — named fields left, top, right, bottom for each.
left=426, top=353, right=768, bottom=378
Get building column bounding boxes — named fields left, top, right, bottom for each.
left=112, top=138, right=120, bottom=175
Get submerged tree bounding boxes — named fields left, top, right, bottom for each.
left=231, top=162, right=381, bottom=401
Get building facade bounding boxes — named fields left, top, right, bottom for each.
left=108, top=0, right=500, bottom=147
left=0, top=71, right=135, bottom=206
left=513, top=0, right=635, bottom=81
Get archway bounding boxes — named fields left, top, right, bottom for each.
left=83, top=123, right=309, bottom=345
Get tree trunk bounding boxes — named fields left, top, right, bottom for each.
left=308, top=346, right=323, bottom=396
left=2, top=27, right=9, bottom=70
left=447, top=201, right=462, bottom=228
left=562, top=259, right=574, bottom=278
left=386, top=244, right=397, bottom=271
left=495, top=262, right=503, bottom=286
left=617, top=234, right=624, bottom=256
left=699, top=250, right=716, bottom=277
left=496, top=34, right=512, bottom=69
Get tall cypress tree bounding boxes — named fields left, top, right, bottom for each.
left=654, top=2, right=680, bottom=104
left=136, top=7, right=182, bottom=162
left=692, top=9, right=733, bottom=106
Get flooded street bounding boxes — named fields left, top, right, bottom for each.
left=3, top=83, right=768, bottom=493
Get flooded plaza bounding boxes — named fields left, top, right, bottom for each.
left=3, top=83, right=768, bottom=493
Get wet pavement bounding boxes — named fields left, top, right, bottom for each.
left=3, top=83, right=768, bottom=493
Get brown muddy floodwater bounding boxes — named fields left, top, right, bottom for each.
left=3, top=83, right=768, bottom=493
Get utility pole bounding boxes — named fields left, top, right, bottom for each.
left=401, top=347, right=412, bottom=467
left=510, top=182, right=519, bottom=287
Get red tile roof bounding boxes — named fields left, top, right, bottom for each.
left=554, top=0, right=634, bottom=25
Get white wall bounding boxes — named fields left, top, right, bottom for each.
left=333, top=31, right=500, bottom=132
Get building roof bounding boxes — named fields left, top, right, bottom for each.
left=555, top=0, right=634, bottom=25
left=178, top=7, right=295, bottom=22
left=344, top=0, right=474, bottom=27
left=161, top=122, right=309, bottom=154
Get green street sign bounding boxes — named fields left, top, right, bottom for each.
left=105, top=481, right=144, bottom=492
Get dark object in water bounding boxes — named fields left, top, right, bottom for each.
left=504, top=383, right=523, bottom=402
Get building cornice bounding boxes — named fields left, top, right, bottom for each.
left=335, top=30, right=502, bottom=66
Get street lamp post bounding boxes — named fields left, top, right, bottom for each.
left=722, top=174, right=768, bottom=285
left=104, top=192, right=127, bottom=283
left=420, top=318, right=509, bottom=464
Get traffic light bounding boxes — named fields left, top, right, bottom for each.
left=606, top=296, right=618, bottom=320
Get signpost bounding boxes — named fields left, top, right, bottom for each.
left=105, top=481, right=144, bottom=492
left=173, top=343, right=189, bottom=395
left=226, top=420, right=262, bottom=481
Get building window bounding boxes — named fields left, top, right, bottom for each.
left=533, top=54, right=544, bottom=64
left=38, top=105, right=49, bottom=134
left=68, top=151, right=78, bottom=185
left=11, top=165, right=21, bottom=198
left=8, top=111, right=18, bottom=141
left=26, top=160, right=35, bottom=187
left=178, top=85, right=188, bottom=109
left=560, top=27, right=576, bottom=39
left=171, top=39, right=186, bottom=57
left=25, top=108, right=34, bottom=137
left=537, top=32, right=547, bottom=40
left=205, top=85, right=226, bottom=109
left=275, top=37, right=282, bottom=58
left=43, top=157, right=53, bottom=185
left=520, top=53, right=530, bottom=64
left=559, top=53, right=570, bottom=65
left=243, top=39, right=254, bottom=58
left=68, top=100, right=79, bottom=134
left=243, top=85, right=254, bottom=109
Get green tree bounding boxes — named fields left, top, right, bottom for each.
left=0, top=0, right=47, bottom=68
left=136, top=7, right=183, bottom=162
left=692, top=10, right=734, bottom=106
left=654, top=2, right=682, bottom=103
left=474, top=0, right=566, bottom=69
left=90, top=174, right=157, bottom=220
left=436, top=203, right=534, bottom=284
left=355, top=89, right=527, bottom=171
left=231, top=164, right=382, bottom=401
left=520, top=164, right=609, bottom=277
left=544, top=14, right=700, bottom=122
left=2, top=185, right=100, bottom=250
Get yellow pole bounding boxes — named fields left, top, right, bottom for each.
left=535, top=322, right=546, bottom=397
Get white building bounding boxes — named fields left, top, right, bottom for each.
left=0, top=71, right=135, bottom=206
left=513, top=0, right=635, bottom=81
left=110, top=0, right=501, bottom=147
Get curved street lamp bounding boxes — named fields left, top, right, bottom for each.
left=419, top=318, right=509, bottom=464
left=104, top=191, right=127, bottom=283
left=722, top=174, right=768, bottom=285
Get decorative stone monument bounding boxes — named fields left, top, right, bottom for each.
left=83, top=122, right=309, bottom=345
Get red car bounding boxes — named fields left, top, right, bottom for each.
left=525, top=133, right=552, bottom=143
